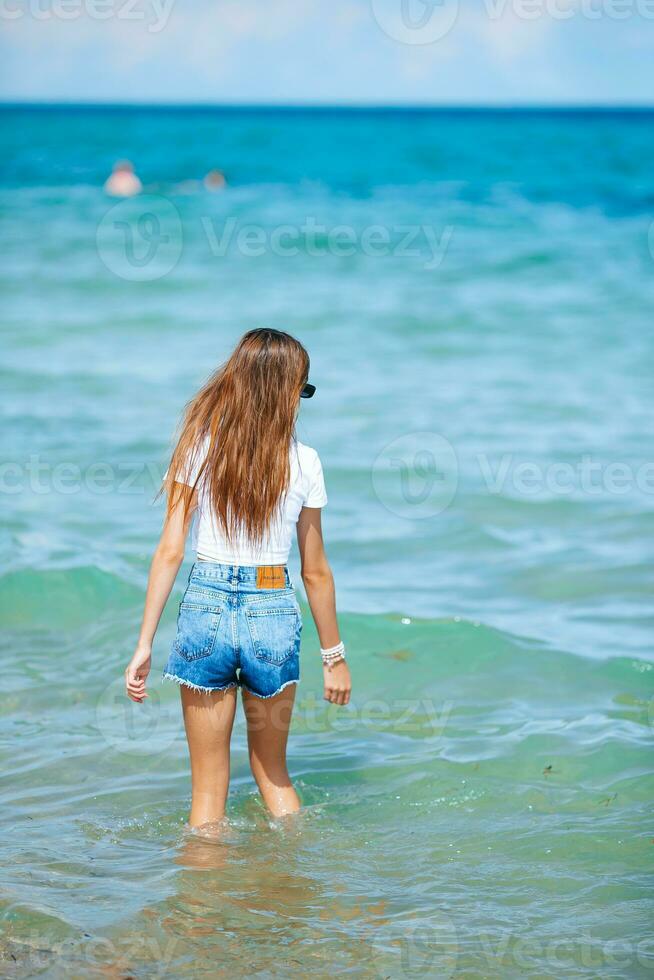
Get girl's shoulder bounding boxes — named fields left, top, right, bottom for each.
left=293, top=441, right=327, bottom=506
left=294, top=439, right=321, bottom=463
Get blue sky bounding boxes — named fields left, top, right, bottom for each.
left=1, top=0, right=652, bottom=104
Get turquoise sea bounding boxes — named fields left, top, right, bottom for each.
left=1, top=106, right=653, bottom=978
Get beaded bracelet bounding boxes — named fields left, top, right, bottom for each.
left=320, top=640, right=346, bottom=666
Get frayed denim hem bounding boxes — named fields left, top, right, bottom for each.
left=162, top=672, right=238, bottom=695
left=240, top=678, right=299, bottom=700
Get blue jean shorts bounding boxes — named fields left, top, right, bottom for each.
left=163, top=561, right=302, bottom=699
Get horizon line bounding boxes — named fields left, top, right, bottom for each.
left=1, top=100, right=653, bottom=112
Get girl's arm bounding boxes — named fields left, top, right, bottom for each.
left=296, top=506, right=351, bottom=706
left=125, top=488, right=197, bottom=703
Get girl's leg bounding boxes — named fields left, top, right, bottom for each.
left=180, top=685, right=238, bottom=828
left=242, top=686, right=300, bottom=817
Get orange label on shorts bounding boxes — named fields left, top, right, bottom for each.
left=256, top=565, right=286, bottom=590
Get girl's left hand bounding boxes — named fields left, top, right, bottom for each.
left=125, top=645, right=152, bottom=703
left=323, top=659, right=351, bottom=706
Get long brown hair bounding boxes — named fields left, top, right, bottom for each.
left=164, top=328, right=310, bottom=544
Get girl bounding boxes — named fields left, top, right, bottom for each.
left=124, top=329, right=351, bottom=827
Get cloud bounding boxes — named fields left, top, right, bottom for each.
left=469, top=3, right=557, bottom=62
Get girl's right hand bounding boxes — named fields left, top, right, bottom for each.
left=125, top=644, right=152, bottom=703
left=323, top=660, right=351, bottom=706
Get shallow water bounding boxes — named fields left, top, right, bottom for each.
left=1, top=107, right=653, bottom=978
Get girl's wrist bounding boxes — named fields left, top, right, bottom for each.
left=320, top=640, right=346, bottom=666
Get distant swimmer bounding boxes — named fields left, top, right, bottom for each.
left=104, top=160, right=143, bottom=197
left=203, top=169, right=227, bottom=191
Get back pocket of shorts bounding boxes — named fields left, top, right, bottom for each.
left=173, top=602, right=223, bottom=661
left=246, top=607, right=301, bottom=666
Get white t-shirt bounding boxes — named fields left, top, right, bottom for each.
left=175, top=438, right=327, bottom=565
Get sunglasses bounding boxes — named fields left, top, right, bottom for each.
left=301, top=382, right=316, bottom=399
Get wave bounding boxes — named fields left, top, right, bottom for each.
left=3, top=563, right=650, bottom=686
left=0, top=566, right=142, bottom=629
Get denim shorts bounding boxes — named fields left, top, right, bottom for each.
left=162, top=561, right=302, bottom=699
